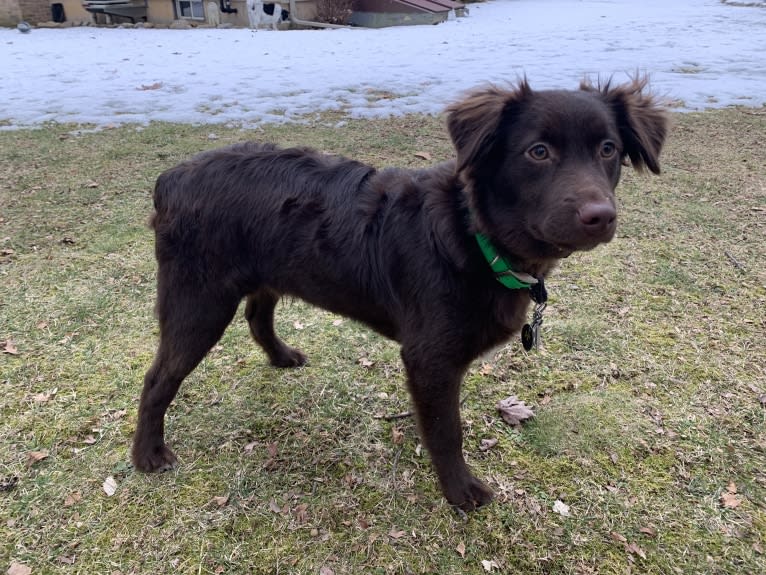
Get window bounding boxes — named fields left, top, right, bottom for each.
left=176, top=0, right=205, bottom=19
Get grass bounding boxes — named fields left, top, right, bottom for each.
left=1, top=107, right=765, bottom=574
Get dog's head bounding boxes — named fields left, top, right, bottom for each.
left=446, top=78, right=667, bottom=263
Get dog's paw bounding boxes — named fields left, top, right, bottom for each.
left=132, top=443, right=178, bottom=473
left=270, top=346, right=308, bottom=368
left=445, top=474, right=495, bottom=512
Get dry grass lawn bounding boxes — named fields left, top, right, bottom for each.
left=1, top=107, right=765, bottom=574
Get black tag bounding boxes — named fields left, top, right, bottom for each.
left=521, top=323, right=534, bottom=351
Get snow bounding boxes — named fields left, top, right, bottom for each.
left=1, top=0, right=764, bottom=129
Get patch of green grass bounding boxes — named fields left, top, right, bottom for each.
left=1, top=109, right=765, bottom=574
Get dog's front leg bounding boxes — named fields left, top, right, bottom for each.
left=401, top=347, right=494, bottom=511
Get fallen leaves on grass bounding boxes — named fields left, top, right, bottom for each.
left=479, top=438, right=498, bottom=452
left=481, top=559, right=500, bottom=572
left=414, top=151, right=432, bottom=161
left=626, top=542, right=647, bottom=560
left=610, top=531, right=627, bottom=543
left=3, top=339, right=18, bottom=355
left=720, top=481, right=741, bottom=509
left=64, top=492, right=82, bottom=507
left=357, top=357, right=375, bottom=368
left=496, top=396, right=535, bottom=426
left=7, top=562, right=32, bottom=575
left=456, top=541, right=466, bottom=558
left=102, top=475, right=118, bottom=496
left=32, top=388, right=57, bottom=403
left=211, top=495, right=229, bottom=507
left=388, top=527, right=406, bottom=540
left=552, top=500, right=571, bottom=517
left=26, top=450, right=49, bottom=467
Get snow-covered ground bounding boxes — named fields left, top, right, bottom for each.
left=1, top=0, right=764, bottom=128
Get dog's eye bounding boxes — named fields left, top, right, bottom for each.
left=527, top=144, right=549, bottom=161
left=600, top=141, right=617, bottom=158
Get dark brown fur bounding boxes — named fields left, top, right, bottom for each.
left=133, top=78, right=667, bottom=511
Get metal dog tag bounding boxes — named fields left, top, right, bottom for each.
left=521, top=323, right=535, bottom=351
left=522, top=302, right=546, bottom=352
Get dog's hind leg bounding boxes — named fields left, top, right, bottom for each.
left=132, top=284, right=239, bottom=473
left=245, top=288, right=308, bottom=367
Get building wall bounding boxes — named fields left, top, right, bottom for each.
left=19, top=0, right=50, bottom=22
left=0, top=0, right=51, bottom=25
left=0, top=0, right=23, bottom=27
left=0, top=0, right=317, bottom=26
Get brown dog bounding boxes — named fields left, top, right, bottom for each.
left=133, top=78, right=667, bottom=511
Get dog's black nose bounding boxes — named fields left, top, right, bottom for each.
left=578, top=201, right=616, bottom=236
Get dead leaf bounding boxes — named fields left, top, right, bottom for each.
left=481, top=559, right=499, bottom=572
left=212, top=495, right=229, bottom=507
left=552, top=500, right=570, bottom=517
left=720, top=491, right=741, bottom=509
left=414, top=151, right=432, bottom=161
left=639, top=526, right=657, bottom=537
left=268, top=500, right=282, bottom=514
left=332, top=319, right=343, bottom=326
left=456, top=541, right=466, bottom=558
left=26, top=450, right=49, bottom=467
left=138, top=82, right=163, bottom=91
left=3, top=339, right=18, bottom=355
left=57, top=556, right=75, bottom=565
left=388, top=528, right=406, bottom=539
left=7, top=562, right=32, bottom=575
left=496, top=396, right=535, bottom=426
left=720, top=481, right=742, bottom=508
left=293, top=503, right=309, bottom=524
left=266, top=442, right=278, bottom=458
left=243, top=441, right=257, bottom=454
left=479, top=363, right=494, bottom=375
left=357, top=357, right=374, bottom=368
left=479, top=438, right=498, bottom=452
left=82, top=435, right=97, bottom=445
left=84, top=180, right=99, bottom=188
left=102, top=475, right=118, bottom=496
left=293, top=320, right=305, bottom=330
left=319, top=567, right=335, bottom=575
left=753, top=542, right=763, bottom=555
left=610, top=531, right=627, bottom=543
left=33, top=388, right=57, bottom=403
left=64, top=492, right=82, bottom=507
left=759, top=394, right=766, bottom=408
left=626, top=542, right=647, bottom=560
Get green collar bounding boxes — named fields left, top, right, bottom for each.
left=475, top=233, right=538, bottom=290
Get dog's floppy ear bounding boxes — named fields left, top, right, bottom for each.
left=585, top=77, right=668, bottom=174
left=446, top=82, right=531, bottom=175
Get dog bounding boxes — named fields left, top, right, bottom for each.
left=206, top=1, right=221, bottom=26
left=132, top=78, right=667, bottom=511
left=246, top=0, right=289, bottom=30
